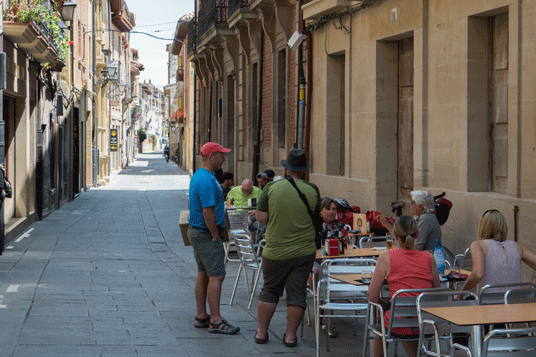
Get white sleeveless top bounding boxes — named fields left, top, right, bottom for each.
left=477, top=240, right=521, bottom=293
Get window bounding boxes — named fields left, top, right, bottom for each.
left=326, top=53, right=345, bottom=176
left=488, top=13, right=509, bottom=193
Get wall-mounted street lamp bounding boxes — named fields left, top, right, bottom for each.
left=106, top=62, right=118, bottom=79
left=98, top=49, right=120, bottom=88
left=60, top=2, right=77, bottom=29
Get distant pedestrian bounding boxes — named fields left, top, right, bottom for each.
left=264, top=169, right=275, bottom=182
left=216, top=171, right=234, bottom=200
left=226, top=179, right=261, bottom=207
left=256, top=171, right=269, bottom=189
left=254, top=149, right=320, bottom=346
left=188, top=142, right=240, bottom=335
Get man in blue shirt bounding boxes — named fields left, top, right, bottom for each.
left=188, top=142, right=240, bottom=335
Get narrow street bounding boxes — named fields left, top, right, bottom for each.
left=0, top=152, right=365, bottom=357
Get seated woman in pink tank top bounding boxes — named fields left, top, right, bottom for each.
left=368, top=215, right=441, bottom=357
left=460, top=210, right=536, bottom=295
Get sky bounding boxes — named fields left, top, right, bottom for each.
left=126, top=0, right=194, bottom=88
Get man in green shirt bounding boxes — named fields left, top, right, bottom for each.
left=254, top=149, right=320, bottom=347
left=226, top=179, right=261, bottom=208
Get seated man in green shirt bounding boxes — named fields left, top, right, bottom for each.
left=226, top=179, right=261, bottom=208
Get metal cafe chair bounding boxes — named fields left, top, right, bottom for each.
left=452, top=247, right=472, bottom=271
left=359, top=236, right=388, bottom=249
left=228, top=233, right=264, bottom=310
left=505, top=287, right=536, bottom=305
left=504, top=287, right=536, bottom=328
left=451, top=248, right=472, bottom=290
left=478, top=282, right=536, bottom=305
left=362, top=287, right=449, bottom=357
left=416, top=291, right=478, bottom=357
left=224, top=210, right=250, bottom=265
left=481, top=327, right=536, bottom=357
left=448, top=344, right=472, bottom=357
left=316, top=258, right=377, bottom=355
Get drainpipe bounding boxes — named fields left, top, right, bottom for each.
left=0, top=1, right=5, bottom=254
left=303, top=27, right=312, bottom=163
left=296, top=0, right=305, bottom=150
left=92, top=0, right=97, bottom=187
left=36, top=65, right=44, bottom=220
left=192, top=13, right=197, bottom=173
left=69, top=23, right=75, bottom=201
left=513, top=205, right=519, bottom=242
left=253, top=30, right=264, bottom=182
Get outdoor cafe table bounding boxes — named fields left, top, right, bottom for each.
left=316, top=248, right=381, bottom=259
left=422, top=302, right=536, bottom=357
left=328, top=269, right=472, bottom=286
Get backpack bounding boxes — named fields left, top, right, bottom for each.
left=0, top=166, right=12, bottom=200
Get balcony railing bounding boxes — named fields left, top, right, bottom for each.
left=187, top=18, right=197, bottom=55
left=3, top=0, right=69, bottom=62
left=198, top=0, right=227, bottom=37
left=227, top=0, right=248, bottom=18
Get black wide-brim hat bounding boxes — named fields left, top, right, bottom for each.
left=280, top=149, right=311, bottom=171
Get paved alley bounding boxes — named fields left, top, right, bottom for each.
left=0, top=152, right=364, bottom=357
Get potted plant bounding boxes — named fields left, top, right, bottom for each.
left=3, top=0, right=70, bottom=62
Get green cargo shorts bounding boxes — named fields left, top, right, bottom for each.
left=187, top=226, right=226, bottom=277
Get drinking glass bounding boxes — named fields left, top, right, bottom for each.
left=386, top=234, right=394, bottom=250
left=347, top=236, right=355, bottom=254
left=361, top=270, right=373, bottom=284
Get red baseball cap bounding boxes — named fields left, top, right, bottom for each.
left=201, top=142, right=231, bottom=157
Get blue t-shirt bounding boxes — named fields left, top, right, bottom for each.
left=188, top=167, right=226, bottom=229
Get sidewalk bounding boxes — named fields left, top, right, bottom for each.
left=0, top=152, right=363, bottom=356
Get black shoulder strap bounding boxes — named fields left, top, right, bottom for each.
left=286, top=176, right=320, bottom=229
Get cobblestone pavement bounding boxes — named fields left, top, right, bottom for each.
left=0, top=152, right=369, bottom=357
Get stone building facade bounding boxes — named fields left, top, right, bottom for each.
left=303, top=0, right=536, bottom=277
left=188, top=0, right=301, bottom=181
left=0, top=0, right=139, bottom=246
left=188, top=0, right=536, bottom=278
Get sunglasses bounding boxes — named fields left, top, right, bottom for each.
left=482, top=209, right=500, bottom=218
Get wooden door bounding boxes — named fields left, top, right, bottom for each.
left=489, top=14, right=508, bottom=193
left=397, top=38, right=414, bottom=204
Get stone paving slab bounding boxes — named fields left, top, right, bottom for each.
left=0, top=152, right=378, bottom=357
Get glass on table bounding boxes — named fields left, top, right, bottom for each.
left=347, top=236, right=355, bottom=254
left=361, top=270, right=373, bottom=284
left=386, top=234, right=394, bottom=250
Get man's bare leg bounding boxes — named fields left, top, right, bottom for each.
left=256, top=300, right=277, bottom=339
left=207, top=275, right=225, bottom=324
left=195, top=272, right=210, bottom=319
left=285, top=305, right=305, bottom=343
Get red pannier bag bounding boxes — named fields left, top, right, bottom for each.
left=365, top=211, right=396, bottom=231
left=337, top=210, right=354, bottom=229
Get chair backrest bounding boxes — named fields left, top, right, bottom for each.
left=233, top=233, right=261, bottom=269
left=505, top=287, right=536, bottom=305
left=482, top=327, right=536, bottom=357
left=442, top=245, right=455, bottom=267
left=416, top=291, right=477, bottom=357
left=450, top=343, right=473, bottom=357
left=417, top=290, right=478, bottom=323
left=227, top=210, right=249, bottom=231
left=359, top=236, right=387, bottom=249
left=324, top=258, right=377, bottom=302
left=386, top=287, right=449, bottom=336
left=479, top=283, right=536, bottom=305
left=453, top=247, right=472, bottom=270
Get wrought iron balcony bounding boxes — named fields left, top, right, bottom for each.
left=187, top=18, right=197, bottom=56
left=3, top=0, right=70, bottom=64
left=198, top=0, right=227, bottom=38
left=227, top=0, right=248, bottom=18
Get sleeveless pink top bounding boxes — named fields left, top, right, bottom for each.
left=384, top=248, right=434, bottom=335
